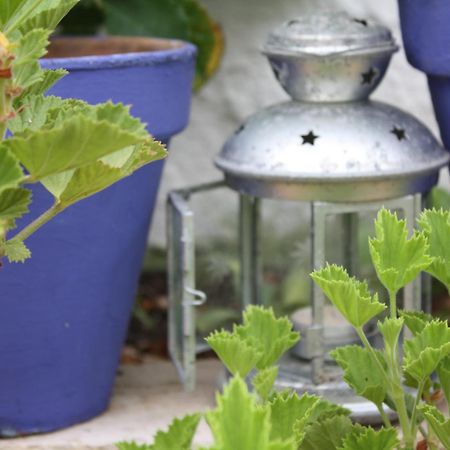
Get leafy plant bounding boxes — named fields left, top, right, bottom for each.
left=0, top=0, right=166, bottom=263
left=60, top=0, right=224, bottom=90
left=118, top=208, right=450, bottom=450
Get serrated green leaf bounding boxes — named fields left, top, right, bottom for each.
left=403, top=320, right=450, bottom=382
left=331, top=345, right=387, bottom=406
left=419, top=208, right=450, bottom=292
left=253, top=366, right=278, bottom=400
left=150, top=413, right=201, bottom=450
left=0, top=187, right=31, bottom=221
left=17, top=0, right=79, bottom=35
left=22, top=68, right=67, bottom=97
left=0, top=0, right=26, bottom=26
left=0, top=147, right=24, bottom=192
left=206, top=376, right=295, bottom=450
left=6, top=110, right=148, bottom=180
left=269, top=391, right=320, bottom=445
left=12, top=28, right=50, bottom=89
left=437, top=355, right=450, bottom=407
left=3, top=238, right=30, bottom=262
left=419, top=405, right=450, bottom=450
left=299, top=415, right=354, bottom=450
left=369, top=208, right=432, bottom=294
left=116, top=442, right=152, bottom=450
left=206, top=330, right=261, bottom=377
left=311, top=264, right=385, bottom=328
left=235, top=306, right=300, bottom=370
left=378, top=317, right=403, bottom=355
left=400, top=310, right=434, bottom=336
left=338, top=427, right=399, bottom=450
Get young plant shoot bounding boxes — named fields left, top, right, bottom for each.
left=0, top=0, right=166, bottom=263
left=119, top=209, right=450, bottom=450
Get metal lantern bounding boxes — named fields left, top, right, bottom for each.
left=167, top=11, right=450, bottom=422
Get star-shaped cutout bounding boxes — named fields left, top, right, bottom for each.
left=391, top=126, right=407, bottom=141
left=353, top=18, right=368, bottom=26
left=361, top=67, right=378, bottom=85
left=301, top=130, right=319, bottom=145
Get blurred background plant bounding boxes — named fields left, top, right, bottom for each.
left=58, top=0, right=224, bottom=90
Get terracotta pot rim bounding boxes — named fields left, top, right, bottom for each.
left=41, top=36, right=197, bottom=71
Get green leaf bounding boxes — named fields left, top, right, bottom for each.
left=437, top=355, right=450, bottom=407
left=419, top=405, right=450, bottom=450
left=206, top=330, right=261, bottom=377
left=3, top=238, right=30, bottom=262
left=311, top=264, right=385, bottom=328
left=338, top=427, right=399, bottom=450
left=206, top=376, right=295, bottom=450
left=269, top=391, right=320, bottom=445
left=299, top=415, right=354, bottom=450
left=23, top=68, right=67, bottom=96
left=12, top=28, right=50, bottom=89
left=331, top=345, right=387, bottom=406
left=369, top=208, right=432, bottom=294
left=400, top=310, right=433, bottom=336
left=0, top=0, right=26, bottom=26
left=252, top=366, right=278, bottom=400
left=150, top=414, right=201, bottom=450
left=235, top=305, right=300, bottom=370
left=418, top=208, right=450, bottom=291
left=403, top=320, right=450, bottom=382
left=6, top=108, right=149, bottom=180
left=103, top=0, right=222, bottom=89
left=0, top=147, right=24, bottom=193
left=0, top=187, right=31, bottom=221
left=116, top=442, right=152, bottom=450
left=18, top=0, right=80, bottom=35
left=378, top=317, right=403, bottom=354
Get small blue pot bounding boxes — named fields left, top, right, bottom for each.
left=398, top=0, right=450, bottom=149
left=0, top=37, right=196, bottom=436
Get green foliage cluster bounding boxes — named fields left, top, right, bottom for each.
left=60, top=0, right=223, bottom=90
left=0, top=0, right=166, bottom=264
left=119, top=209, right=450, bottom=450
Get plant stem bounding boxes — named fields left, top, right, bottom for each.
left=0, top=78, right=9, bottom=140
left=389, top=289, right=398, bottom=319
left=13, top=202, right=65, bottom=242
left=410, top=379, right=425, bottom=441
left=376, top=404, right=392, bottom=428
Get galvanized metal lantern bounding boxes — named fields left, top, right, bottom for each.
left=167, top=11, right=449, bottom=421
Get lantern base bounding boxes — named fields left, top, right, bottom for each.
left=274, top=355, right=396, bottom=425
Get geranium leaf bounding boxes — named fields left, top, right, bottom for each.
left=331, top=345, right=387, bottom=406
left=3, top=238, right=30, bottom=262
left=400, top=310, right=433, bottom=336
left=116, top=442, right=152, bottom=450
left=378, top=317, right=403, bottom=355
left=403, top=320, right=450, bottom=382
left=206, top=330, right=261, bottom=377
left=418, top=208, right=450, bottom=292
left=23, top=68, right=67, bottom=96
left=235, top=306, right=300, bottom=370
left=252, top=366, right=278, bottom=401
left=338, top=427, right=399, bottom=450
left=299, top=415, right=354, bottom=450
left=437, top=356, right=450, bottom=407
left=205, top=376, right=295, bottom=450
left=0, top=0, right=26, bottom=26
left=0, top=187, right=31, bottom=221
left=0, top=147, right=24, bottom=192
left=6, top=110, right=149, bottom=180
left=311, top=264, right=385, bottom=328
left=369, top=208, right=432, bottom=294
left=419, top=405, right=450, bottom=450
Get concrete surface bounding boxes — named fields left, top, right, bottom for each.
left=0, top=357, right=222, bottom=450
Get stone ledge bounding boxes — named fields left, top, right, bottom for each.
left=0, top=357, right=222, bottom=450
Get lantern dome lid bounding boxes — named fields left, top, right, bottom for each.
left=215, top=101, right=449, bottom=202
left=264, top=10, right=397, bottom=57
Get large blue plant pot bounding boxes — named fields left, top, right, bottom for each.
left=0, top=37, right=196, bottom=436
left=398, top=0, right=450, bottom=149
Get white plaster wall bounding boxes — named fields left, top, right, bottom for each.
left=149, top=0, right=441, bottom=246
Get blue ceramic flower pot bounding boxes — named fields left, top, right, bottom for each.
left=0, top=37, right=196, bottom=436
left=398, top=0, right=450, bottom=149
